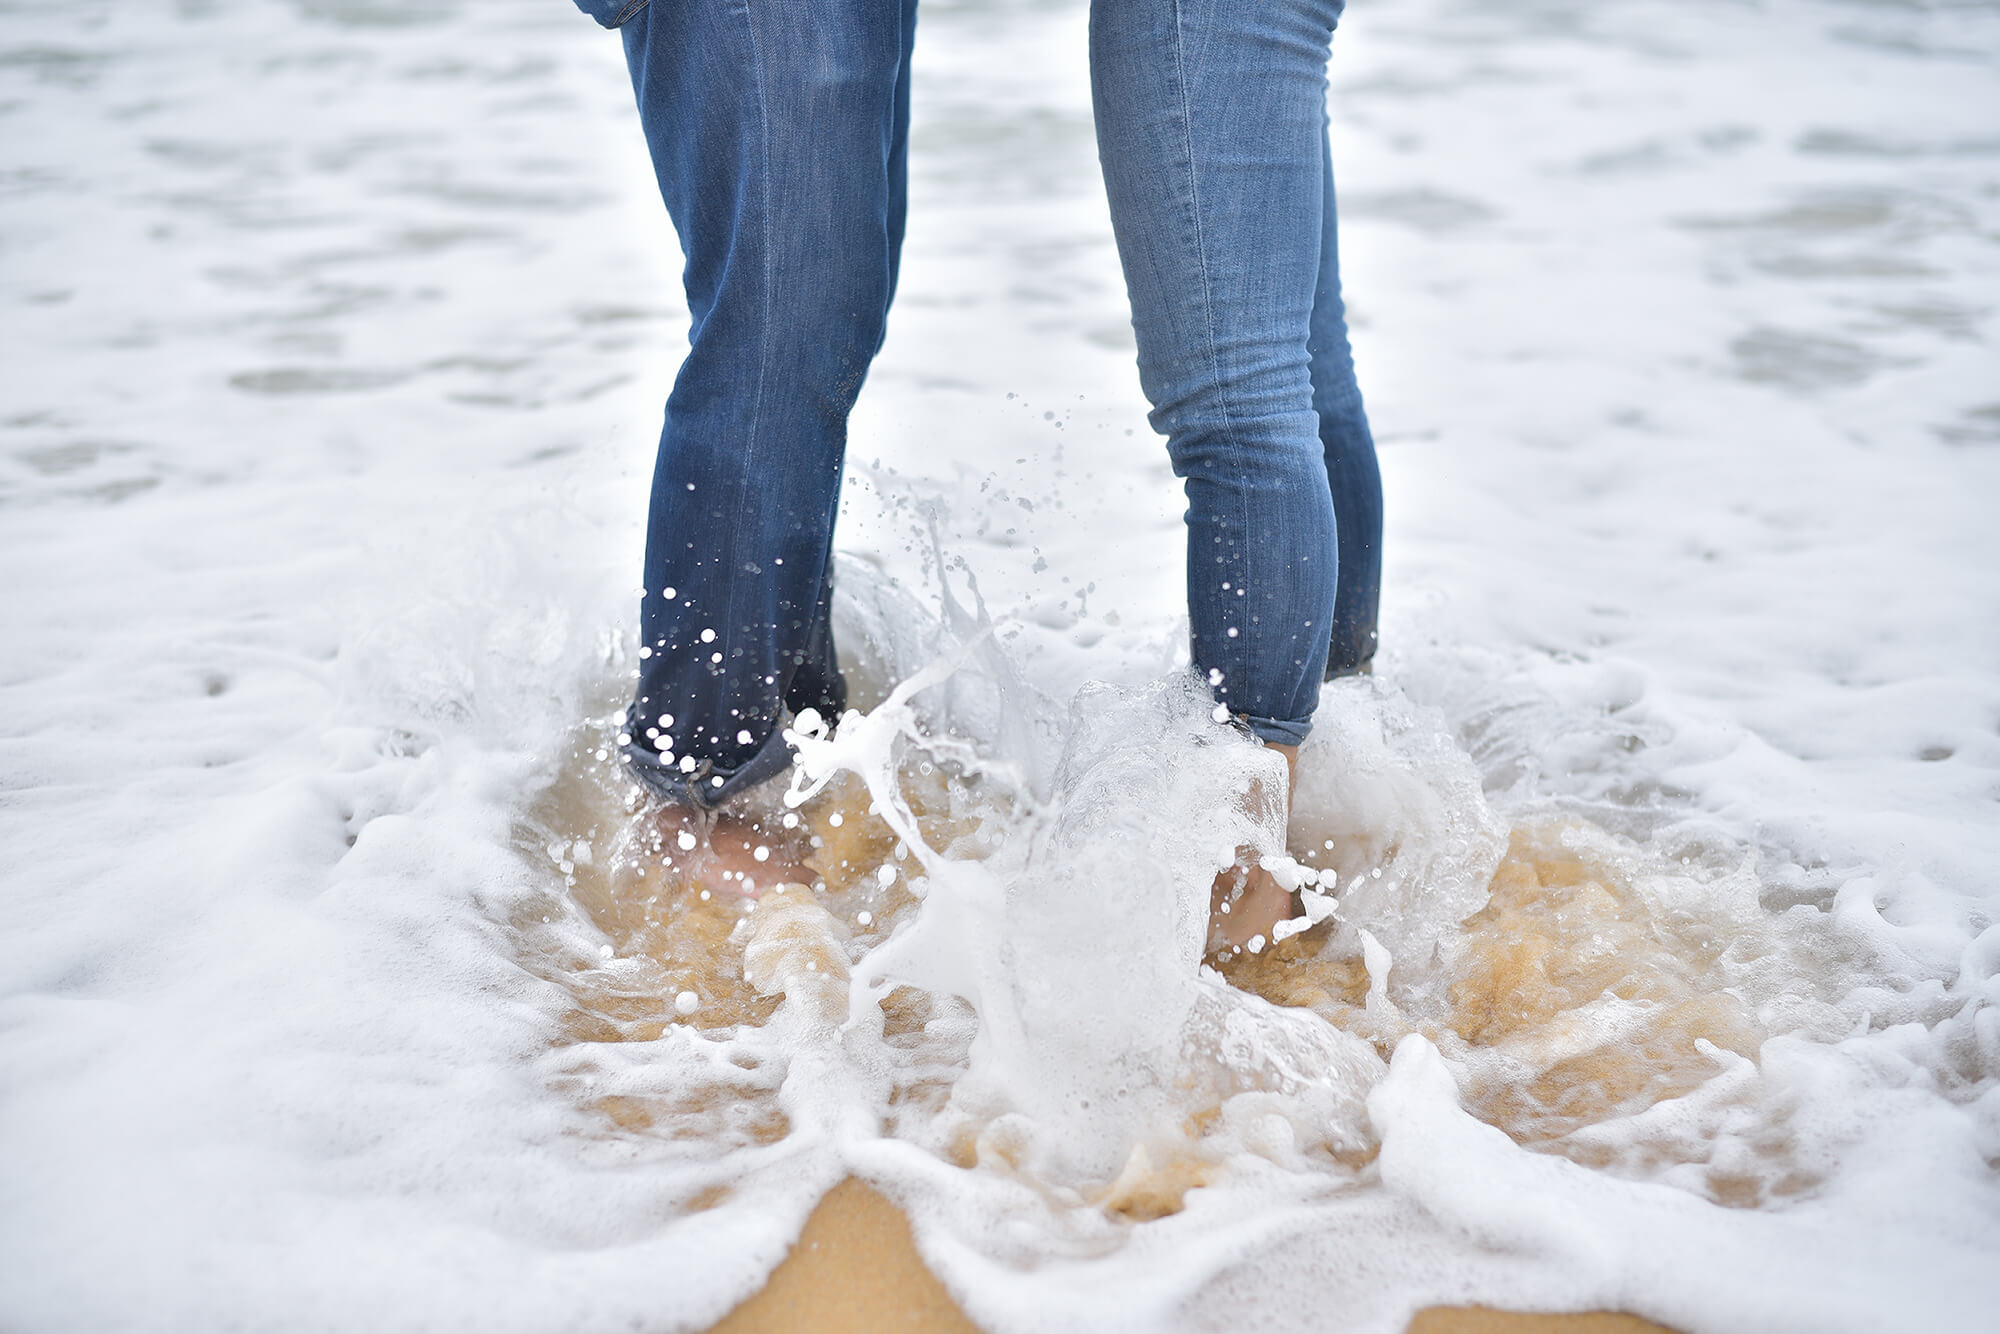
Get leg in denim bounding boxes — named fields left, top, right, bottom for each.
left=1309, top=129, right=1383, bottom=679
left=618, top=0, right=918, bottom=808
left=1091, top=0, right=1360, bottom=745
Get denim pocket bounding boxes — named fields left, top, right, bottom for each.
left=569, top=0, right=651, bottom=29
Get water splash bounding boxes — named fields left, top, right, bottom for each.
left=509, top=568, right=1875, bottom=1226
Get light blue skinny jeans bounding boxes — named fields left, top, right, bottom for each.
left=1094, top=0, right=1380, bottom=746
left=573, top=0, right=1379, bottom=803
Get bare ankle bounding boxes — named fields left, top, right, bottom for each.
left=645, top=800, right=810, bottom=899
left=1204, top=740, right=1300, bottom=959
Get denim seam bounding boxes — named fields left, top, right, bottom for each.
left=1168, top=0, right=1257, bottom=716
left=719, top=0, right=775, bottom=782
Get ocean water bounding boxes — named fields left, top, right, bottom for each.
left=2, top=1, right=1996, bottom=1331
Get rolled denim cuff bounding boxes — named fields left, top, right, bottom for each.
left=1237, top=710, right=1313, bottom=749
left=570, top=0, right=651, bottom=30
left=622, top=722, right=796, bottom=811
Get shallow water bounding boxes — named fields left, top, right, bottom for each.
left=518, top=630, right=1861, bottom=1232
left=4, top=1, right=1998, bottom=1332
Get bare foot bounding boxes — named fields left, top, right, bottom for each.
left=1206, top=742, right=1299, bottom=958
left=1208, top=862, right=1296, bottom=954
left=645, top=800, right=813, bottom=899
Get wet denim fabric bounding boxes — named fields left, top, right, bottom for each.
left=614, top=0, right=918, bottom=808
left=1092, top=0, right=1381, bottom=744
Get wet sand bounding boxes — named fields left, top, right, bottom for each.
left=707, top=1179, right=1680, bottom=1334
left=708, top=1180, right=978, bottom=1334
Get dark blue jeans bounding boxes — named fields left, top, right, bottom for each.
left=1093, top=0, right=1381, bottom=745
left=582, top=0, right=1378, bottom=802
left=593, top=0, right=918, bottom=808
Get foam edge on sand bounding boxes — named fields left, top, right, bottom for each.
left=704, top=1179, right=1682, bottom=1334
